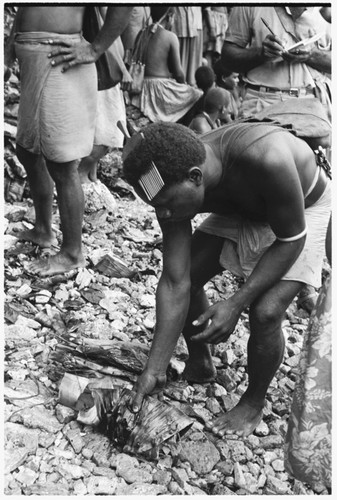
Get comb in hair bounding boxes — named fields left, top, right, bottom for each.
left=139, top=161, right=165, bottom=201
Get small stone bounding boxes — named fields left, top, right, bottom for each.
left=153, top=469, right=171, bottom=486
left=23, top=483, right=70, bottom=495
left=81, top=447, right=94, bottom=460
left=213, top=383, right=227, bottom=398
left=254, top=419, right=269, bottom=436
left=266, top=475, right=290, bottom=495
left=259, top=434, right=284, bottom=449
left=55, top=404, right=77, bottom=424
left=64, top=428, right=85, bottom=454
left=211, top=484, right=236, bottom=495
left=264, top=450, right=278, bottom=464
left=271, top=459, right=285, bottom=472
left=233, top=462, right=246, bottom=489
left=73, top=479, right=87, bottom=495
left=205, top=397, right=221, bottom=414
left=15, top=467, right=38, bottom=486
left=216, top=460, right=234, bottom=476
left=85, top=476, right=118, bottom=495
left=59, top=463, right=85, bottom=480
left=120, top=483, right=167, bottom=495
left=171, top=467, right=189, bottom=488
left=257, top=473, right=267, bottom=489
left=168, top=481, right=184, bottom=495
left=228, top=439, right=252, bottom=463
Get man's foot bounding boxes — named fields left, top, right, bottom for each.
left=205, top=398, right=264, bottom=437
left=26, top=252, right=86, bottom=277
left=17, top=228, right=58, bottom=248
left=183, top=346, right=216, bottom=384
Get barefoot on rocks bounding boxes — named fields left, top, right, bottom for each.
left=17, top=228, right=58, bottom=249
left=26, top=252, right=86, bottom=277
left=206, top=399, right=264, bottom=437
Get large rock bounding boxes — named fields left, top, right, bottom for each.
left=178, top=439, right=220, bottom=475
left=82, top=180, right=117, bottom=214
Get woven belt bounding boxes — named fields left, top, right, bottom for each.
left=305, top=167, right=329, bottom=208
left=245, top=83, right=315, bottom=97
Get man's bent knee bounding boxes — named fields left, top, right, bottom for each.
left=249, top=297, right=286, bottom=330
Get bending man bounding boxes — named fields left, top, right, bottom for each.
left=122, top=121, right=330, bottom=437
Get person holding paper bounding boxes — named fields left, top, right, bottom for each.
left=222, top=6, right=331, bottom=120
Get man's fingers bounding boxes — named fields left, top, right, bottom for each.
left=131, top=391, right=144, bottom=413
left=47, top=40, right=72, bottom=51
left=190, top=322, right=216, bottom=342
left=192, top=310, right=212, bottom=327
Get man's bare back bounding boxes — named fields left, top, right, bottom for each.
left=201, top=124, right=317, bottom=221
left=16, top=6, right=86, bottom=34
left=144, top=26, right=184, bottom=82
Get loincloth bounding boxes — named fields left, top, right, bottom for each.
left=197, top=182, right=331, bottom=288
left=94, top=84, right=125, bottom=148
left=131, top=77, right=202, bottom=123
left=15, top=31, right=97, bottom=163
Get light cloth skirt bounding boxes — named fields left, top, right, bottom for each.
left=198, top=182, right=331, bottom=288
left=15, top=31, right=97, bottom=163
left=94, top=84, right=126, bottom=148
left=132, top=77, right=202, bottom=123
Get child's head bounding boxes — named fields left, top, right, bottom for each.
left=204, top=87, right=230, bottom=115
left=195, top=66, right=216, bottom=93
left=213, top=60, right=239, bottom=90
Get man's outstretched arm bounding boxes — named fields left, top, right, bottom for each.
left=131, top=219, right=193, bottom=411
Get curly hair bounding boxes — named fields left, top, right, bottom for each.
left=123, top=122, right=206, bottom=188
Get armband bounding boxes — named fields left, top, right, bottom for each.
left=276, top=226, right=307, bottom=242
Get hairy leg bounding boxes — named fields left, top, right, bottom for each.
left=182, top=231, right=224, bottom=383
left=78, top=144, right=108, bottom=184
left=27, top=159, right=86, bottom=276
left=207, top=280, right=304, bottom=437
left=16, top=146, right=57, bottom=247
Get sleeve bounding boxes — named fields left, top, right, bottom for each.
left=225, top=6, right=252, bottom=47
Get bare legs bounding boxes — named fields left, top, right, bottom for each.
left=16, top=146, right=57, bottom=248
left=207, top=280, right=303, bottom=436
left=183, top=229, right=305, bottom=436
left=17, top=145, right=86, bottom=276
left=78, top=145, right=108, bottom=184
left=182, top=231, right=224, bottom=383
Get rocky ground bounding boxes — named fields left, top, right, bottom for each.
left=4, top=153, right=328, bottom=496
left=3, top=27, right=329, bottom=495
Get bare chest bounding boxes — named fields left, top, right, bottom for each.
left=203, top=174, right=267, bottom=221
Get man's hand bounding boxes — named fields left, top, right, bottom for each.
left=191, top=298, right=241, bottom=344
left=48, top=39, right=97, bottom=72
left=131, top=368, right=167, bottom=413
left=282, top=47, right=312, bottom=63
left=261, top=34, right=285, bottom=60
left=120, top=69, right=133, bottom=92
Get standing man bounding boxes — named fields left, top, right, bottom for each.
left=122, top=121, right=331, bottom=437
left=222, top=6, right=331, bottom=120
left=5, top=6, right=132, bottom=276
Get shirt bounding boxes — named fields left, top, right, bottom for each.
left=225, top=6, right=331, bottom=88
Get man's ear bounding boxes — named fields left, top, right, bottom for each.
left=188, top=167, right=203, bottom=186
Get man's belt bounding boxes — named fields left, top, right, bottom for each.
left=245, top=83, right=315, bottom=97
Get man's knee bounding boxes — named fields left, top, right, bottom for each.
left=249, top=296, right=286, bottom=329
left=46, top=159, right=79, bottom=184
